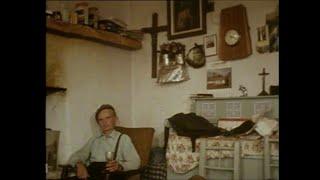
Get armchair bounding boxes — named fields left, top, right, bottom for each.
left=60, top=126, right=155, bottom=180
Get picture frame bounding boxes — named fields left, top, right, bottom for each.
left=266, top=9, right=278, bottom=52
left=256, top=25, right=270, bottom=54
left=207, top=67, right=232, bottom=89
left=205, top=0, right=215, bottom=12
left=167, top=0, right=207, bottom=40
left=204, top=34, right=217, bottom=56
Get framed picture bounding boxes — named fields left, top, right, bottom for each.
left=204, top=34, right=217, bottom=56
left=167, top=0, right=207, bottom=40
left=256, top=25, right=270, bottom=54
left=206, top=0, right=215, bottom=12
left=207, top=67, right=232, bottom=89
left=266, top=9, right=278, bottom=52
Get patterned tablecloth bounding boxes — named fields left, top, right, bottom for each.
left=166, top=131, right=278, bottom=174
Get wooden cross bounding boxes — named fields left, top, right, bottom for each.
left=258, top=68, right=270, bottom=96
left=141, top=13, right=168, bottom=78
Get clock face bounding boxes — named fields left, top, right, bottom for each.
left=225, top=29, right=241, bottom=46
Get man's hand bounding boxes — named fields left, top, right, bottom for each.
left=105, top=160, right=123, bottom=172
left=76, top=162, right=89, bottom=179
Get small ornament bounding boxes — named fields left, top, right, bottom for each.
left=239, top=85, right=248, bottom=97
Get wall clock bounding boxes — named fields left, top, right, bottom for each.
left=225, top=29, right=241, bottom=46
left=219, top=4, right=252, bottom=61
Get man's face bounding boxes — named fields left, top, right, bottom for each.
left=97, top=109, right=117, bottom=134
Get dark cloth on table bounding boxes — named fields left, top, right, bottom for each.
left=168, top=113, right=224, bottom=152
left=167, top=113, right=255, bottom=152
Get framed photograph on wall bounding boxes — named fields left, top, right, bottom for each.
left=204, top=34, right=217, bottom=56
left=266, top=9, right=278, bottom=52
left=256, top=25, right=269, bottom=54
left=207, top=67, right=232, bottom=89
left=167, top=0, right=207, bottom=40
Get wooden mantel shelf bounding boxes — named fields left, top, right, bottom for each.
left=46, top=19, right=142, bottom=50
left=46, top=86, right=67, bottom=96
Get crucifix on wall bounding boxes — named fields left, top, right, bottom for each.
left=141, top=13, right=168, bottom=78
left=258, top=68, right=270, bottom=96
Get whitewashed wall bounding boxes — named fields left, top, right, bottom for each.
left=46, top=1, right=135, bottom=164
left=46, top=32, right=133, bottom=164
left=129, top=0, right=279, bottom=147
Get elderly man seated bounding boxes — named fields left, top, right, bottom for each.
left=67, top=104, right=140, bottom=180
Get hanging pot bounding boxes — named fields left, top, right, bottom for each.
left=185, top=43, right=206, bottom=68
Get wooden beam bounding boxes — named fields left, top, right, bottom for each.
left=47, top=19, right=142, bottom=50
left=141, top=13, right=168, bottom=78
left=46, top=86, right=67, bottom=96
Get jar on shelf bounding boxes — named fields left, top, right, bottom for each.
left=53, top=11, right=62, bottom=21
left=74, top=2, right=88, bottom=25
left=69, top=11, right=78, bottom=24
left=88, top=7, right=99, bottom=28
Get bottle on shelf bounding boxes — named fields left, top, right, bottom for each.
left=69, top=11, right=78, bottom=24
